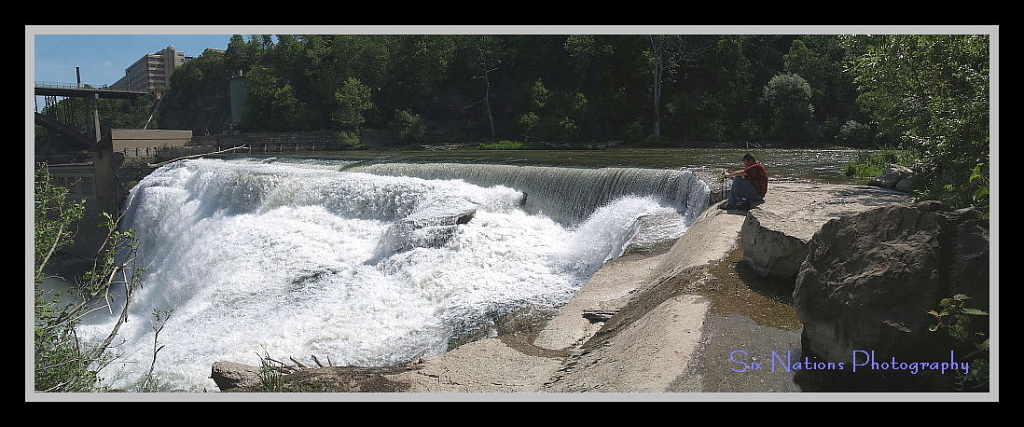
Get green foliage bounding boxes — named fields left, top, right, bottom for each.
left=846, top=34, right=989, bottom=210
left=140, top=309, right=173, bottom=392
left=511, top=79, right=589, bottom=142
left=517, top=112, right=540, bottom=139
left=762, top=72, right=814, bottom=143
left=156, top=49, right=231, bottom=131
left=526, top=79, right=550, bottom=110
left=927, top=294, right=989, bottom=390
left=34, top=167, right=91, bottom=392
left=817, top=116, right=841, bottom=143
left=389, top=109, right=427, bottom=143
left=842, top=148, right=915, bottom=181
left=331, top=77, right=374, bottom=130
left=476, top=140, right=529, bottom=150
left=34, top=167, right=84, bottom=271
left=335, top=130, right=364, bottom=149
left=256, top=352, right=286, bottom=392
left=243, top=66, right=306, bottom=132
left=100, top=94, right=160, bottom=130
left=967, top=162, right=990, bottom=217
left=835, top=120, right=874, bottom=146
left=34, top=165, right=146, bottom=392
left=135, top=33, right=987, bottom=155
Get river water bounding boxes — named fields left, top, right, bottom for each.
left=71, top=148, right=873, bottom=392
left=293, top=147, right=870, bottom=183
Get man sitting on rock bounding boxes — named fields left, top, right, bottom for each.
left=720, top=153, right=768, bottom=210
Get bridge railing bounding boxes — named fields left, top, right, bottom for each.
left=37, top=81, right=106, bottom=89
left=35, top=81, right=144, bottom=94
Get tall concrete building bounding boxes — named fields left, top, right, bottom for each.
left=111, top=45, right=193, bottom=93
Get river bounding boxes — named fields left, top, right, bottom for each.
left=70, top=147, right=874, bottom=392
left=277, top=147, right=872, bottom=183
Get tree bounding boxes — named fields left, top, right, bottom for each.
left=647, top=35, right=668, bottom=140
left=332, top=77, right=374, bottom=130
left=664, top=35, right=748, bottom=142
left=847, top=34, right=990, bottom=211
left=469, top=38, right=503, bottom=139
left=382, top=35, right=460, bottom=114
left=564, top=35, right=616, bottom=141
left=517, top=79, right=588, bottom=142
left=158, top=49, right=231, bottom=133
left=224, top=34, right=249, bottom=73
left=151, top=34, right=884, bottom=146
left=784, top=36, right=861, bottom=133
left=242, top=66, right=305, bottom=132
left=761, top=72, right=814, bottom=143
left=389, top=109, right=427, bottom=143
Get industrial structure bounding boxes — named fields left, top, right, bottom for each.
left=110, top=45, right=194, bottom=94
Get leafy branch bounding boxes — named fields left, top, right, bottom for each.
left=927, top=293, right=989, bottom=390
left=34, top=165, right=147, bottom=392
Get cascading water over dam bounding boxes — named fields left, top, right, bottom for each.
left=75, top=157, right=709, bottom=392
left=360, top=162, right=709, bottom=226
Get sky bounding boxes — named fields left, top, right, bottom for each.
left=31, top=31, right=236, bottom=86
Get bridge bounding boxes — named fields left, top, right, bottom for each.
left=35, top=81, right=150, bottom=149
left=34, top=81, right=153, bottom=257
left=35, top=81, right=149, bottom=99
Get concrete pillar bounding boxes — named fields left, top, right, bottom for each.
left=90, top=93, right=101, bottom=144
left=91, top=147, right=121, bottom=217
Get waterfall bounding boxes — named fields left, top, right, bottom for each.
left=362, top=162, right=709, bottom=226
left=74, top=157, right=710, bottom=392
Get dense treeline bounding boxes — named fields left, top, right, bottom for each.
left=155, top=34, right=874, bottom=146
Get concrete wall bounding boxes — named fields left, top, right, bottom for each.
left=190, top=131, right=342, bottom=152
left=42, top=161, right=111, bottom=258
left=110, top=129, right=192, bottom=158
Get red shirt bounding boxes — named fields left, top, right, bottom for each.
left=743, top=163, right=768, bottom=196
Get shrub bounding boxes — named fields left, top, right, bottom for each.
left=34, top=165, right=144, bottom=392
left=836, top=120, right=874, bottom=146
left=390, top=109, right=427, bottom=143
left=476, top=140, right=528, bottom=150
left=843, top=148, right=915, bottom=181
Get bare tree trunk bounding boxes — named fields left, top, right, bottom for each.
left=649, top=35, right=663, bottom=140
left=483, top=67, right=496, bottom=138
left=476, top=46, right=498, bottom=138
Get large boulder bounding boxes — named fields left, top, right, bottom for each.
left=869, top=164, right=916, bottom=192
left=211, top=361, right=263, bottom=391
left=793, top=201, right=989, bottom=388
left=740, top=182, right=912, bottom=282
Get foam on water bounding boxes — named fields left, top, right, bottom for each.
left=75, top=157, right=707, bottom=392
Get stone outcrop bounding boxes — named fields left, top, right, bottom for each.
left=211, top=361, right=263, bottom=390
left=369, top=203, right=477, bottom=263
left=869, top=163, right=916, bottom=192
left=741, top=208, right=810, bottom=281
left=740, top=182, right=912, bottom=282
left=793, top=201, right=989, bottom=372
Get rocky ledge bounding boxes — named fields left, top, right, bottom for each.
left=212, top=180, right=990, bottom=397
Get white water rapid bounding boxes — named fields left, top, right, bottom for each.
left=75, top=157, right=709, bottom=392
